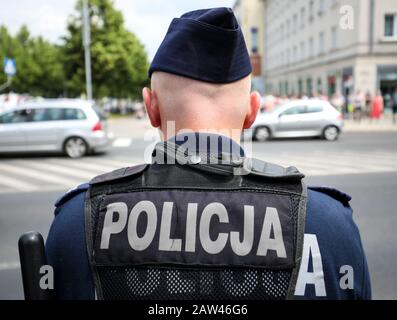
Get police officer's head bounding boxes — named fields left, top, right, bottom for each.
left=143, top=8, right=261, bottom=142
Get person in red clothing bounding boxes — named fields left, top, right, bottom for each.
left=370, top=90, right=384, bottom=122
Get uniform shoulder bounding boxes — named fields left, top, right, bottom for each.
left=89, top=164, right=148, bottom=185
left=54, top=183, right=89, bottom=210
left=308, top=185, right=352, bottom=208
left=306, top=185, right=356, bottom=234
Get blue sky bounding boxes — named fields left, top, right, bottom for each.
left=0, top=0, right=235, bottom=59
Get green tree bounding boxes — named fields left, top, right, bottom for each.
left=0, top=25, right=65, bottom=97
left=63, top=0, right=149, bottom=99
left=0, top=26, right=16, bottom=88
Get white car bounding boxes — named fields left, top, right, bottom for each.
left=247, top=99, right=344, bottom=142
left=0, top=99, right=110, bottom=158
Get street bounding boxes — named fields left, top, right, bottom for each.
left=0, top=119, right=397, bottom=299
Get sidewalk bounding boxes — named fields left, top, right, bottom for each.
left=108, top=116, right=397, bottom=139
left=343, top=118, right=397, bottom=132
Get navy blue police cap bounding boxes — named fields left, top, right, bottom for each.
left=148, top=7, right=252, bottom=84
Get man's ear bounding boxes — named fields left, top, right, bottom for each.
left=143, top=87, right=161, bottom=128
left=243, top=91, right=261, bottom=129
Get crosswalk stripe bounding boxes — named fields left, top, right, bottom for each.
left=112, top=138, right=132, bottom=148
left=0, top=173, right=39, bottom=192
left=0, top=149, right=396, bottom=193
left=14, top=160, right=96, bottom=181
left=0, top=261, right=20, bottom=271
left=0, top=162, right=81, bottom=187
left=84, top=158, right=139, bottom=168
left=46, top=158, right=117, bottom=173
left=314, top=154, right=397, bottom=171
left=257, top=152, right=397, bottom=171
left=322, top=151, right=397, bottom=167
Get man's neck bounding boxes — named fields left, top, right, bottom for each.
left=160, top=124, right=243, bottom=145
left=167, top=131, right=245, bottom=157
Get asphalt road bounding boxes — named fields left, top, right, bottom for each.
left=0, top=129, right=396, bottom=299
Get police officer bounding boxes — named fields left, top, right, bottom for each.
left=46, top=7, right=371, bottom=300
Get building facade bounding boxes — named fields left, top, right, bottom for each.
left=234, top=0, right=266, bottom=93
left=263, top=0, right=397, bottom=108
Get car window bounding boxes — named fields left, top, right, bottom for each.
left=306, top=105, right=324, bottom=113
left=93, top=105, right=107, bottom=121
left=0, top=109, right=31, bottom=124
left=63, top=108, right=87, bottom=120
left=281, top=106, right=307, bottom=116
left=31, top=108, right=64, bottom=122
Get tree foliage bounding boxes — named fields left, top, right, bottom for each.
left=0, top=25, right=65, bottom=97
left=0, top=0, right=149, bottom=99
left=63, top=0, right=149, bottom=99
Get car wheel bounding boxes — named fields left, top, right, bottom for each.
left=323, top=126, right=339, bottom=141
left=64, top=137, right=88, bottom=158
left=254, top=126, right=271, bottom=142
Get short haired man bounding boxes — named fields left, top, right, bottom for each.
left=47, top=7, right=371, bottom=300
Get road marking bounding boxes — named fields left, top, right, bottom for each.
left=0, top=261, right=20, bottom=271
left=0, top=150, right=396, bottom=193
left=0, top=173, right=39, bottom=192
left=14, top=160, right=98, bottom=181
left=112, top=138, right=132, bottom=148
left=0, top=162, right=81, bottom=187
left=252, top=151, right=397, bottom=176
left=46, top=158, right=118, bottom=173
left=84, top=157, right=138, bottom=168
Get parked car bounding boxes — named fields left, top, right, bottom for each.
left=0, top=99, right=110, bottom=158
left=246, top=99, right=344, bottom=142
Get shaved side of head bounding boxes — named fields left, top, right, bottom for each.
left=143, top=71, right=260, bottom=142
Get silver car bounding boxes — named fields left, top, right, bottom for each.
left=0, top=99, right=110, bottom=158
left=247, top=99, right=344, bottom=142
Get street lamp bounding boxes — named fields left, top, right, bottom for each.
left=83, top=0, right=93, bottom=100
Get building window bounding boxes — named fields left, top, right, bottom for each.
left=331, top=26, right=337, bottom=49
left=251, top=27, right=259, bottom=53
left=309, top=0, right=314, bottom=22
left=385, top=14, right=397, bottom=37
left=293, top=46, right=298, bottom=62
left=318, top=0, right=325, bottom=15
left=307, top=78, right=313, bottom=95
left=286, top=19, right=291, bottom=38
left=287, top=49, right=290, bottom=65
left=300, top=42, right=305, bottom=60
left=317, top=78, right=323, bottom=93
left=293, top=14, right=298, bottom=32
left=300, top=7, right=306, bottom=29
left=309, top=37, right=314, bottom=57
left=330, top=0, right=338, bottom=8
left=281, top=24, right=285, bottom=41
left=319, top=32, right=325, bottom=54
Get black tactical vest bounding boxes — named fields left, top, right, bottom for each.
left=85, top=142, right=307, bottom=300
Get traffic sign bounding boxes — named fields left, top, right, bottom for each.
left=4, top=58, right=16, bottom=77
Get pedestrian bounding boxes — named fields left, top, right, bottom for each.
left=365, top=91, right=372, bottom=118
left=393, top=87, right=397, bottom=124
left=353, top=90, right=364, bottom=122
left=46, top=7, right=371, bottom=300
left=370, top=91, right=384, bottom=122
left=331, top=92, right=345, bottom=113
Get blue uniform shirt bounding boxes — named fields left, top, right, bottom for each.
left=46, top=135, right=371, bottom=300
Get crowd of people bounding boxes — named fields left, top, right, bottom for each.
left=261, top=87, right=397, bottom=124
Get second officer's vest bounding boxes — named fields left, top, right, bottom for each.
left=85, top=142, right=307, bottom=300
